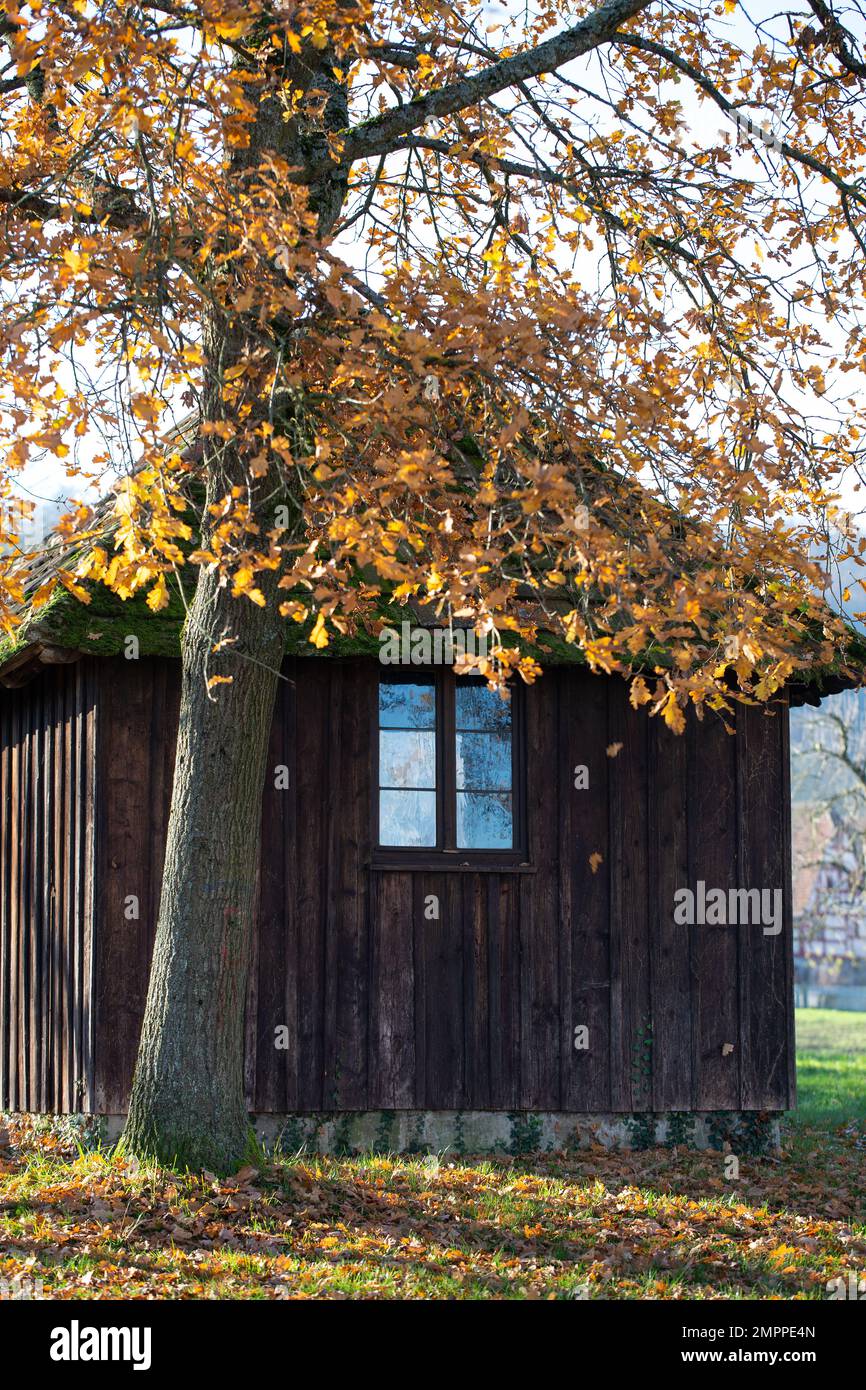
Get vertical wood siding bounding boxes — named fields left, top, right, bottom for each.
left=0, top=663, right=96, bottom=1112
left=91, top=657, right=179, bottom=1114
left=248, top=660, right=794, bottom=1114
left=1, top=655, right=795, bottom=1114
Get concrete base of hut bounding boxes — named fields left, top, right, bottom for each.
left=91, top=1109, right=780, bottom=1155
left=6, top=1109, right=781, bottom=1155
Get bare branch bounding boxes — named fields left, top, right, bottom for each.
left=341, top=0, right=654, bottom=165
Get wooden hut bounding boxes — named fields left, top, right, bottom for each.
left=0, top=570, right=858, bottom=1151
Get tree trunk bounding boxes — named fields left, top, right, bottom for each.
left=124, top=559, right=284, bottom=1171
left=124, top=40, right=347, bottom=1172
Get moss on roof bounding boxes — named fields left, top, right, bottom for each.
left=0, top=569, right=597, bottom=672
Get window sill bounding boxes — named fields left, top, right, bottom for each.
left=368, top=857, right=535, bottom=874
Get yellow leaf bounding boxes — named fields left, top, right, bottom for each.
left=629, top=676, right=651, bottom=708
left=146, top=574, right=169, bottom=612
left=663, top=691, right=686, bottom=734
left=62, top=248, right=90, bottom=274
left=309, top=611, right=329, bottom=648
left=58, top=570, right=91, bottom=605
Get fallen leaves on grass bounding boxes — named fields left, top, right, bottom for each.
left=0, top=1118, right=864, bottom=1300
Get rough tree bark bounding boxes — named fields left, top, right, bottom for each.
left=124, top=41, right=348, bottom=1171
left=123, top=551, right=285, bottom=1170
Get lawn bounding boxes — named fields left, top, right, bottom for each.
left=794, top=1008, right=866, bottom=1127
left=0, top=1010, right=863, bottom=1301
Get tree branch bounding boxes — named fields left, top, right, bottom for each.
left=341, top=0, right=654, bottom=164
left=612, top=29, right=866, bottom=212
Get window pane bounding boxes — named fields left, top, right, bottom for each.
left=379, top=730, right=435, bottom=789
left=457, top=792, right=513, bottom=849
left=380, top=790, right=437, bottom=847
left=456, top=732, right=512, bottom=790
left=379, top=680, right=436, bottom=728
left=456, top=682, right=511, bottom=731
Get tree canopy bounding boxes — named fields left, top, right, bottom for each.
left=1, top=0, right=866, bottom=727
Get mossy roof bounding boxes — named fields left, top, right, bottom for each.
left=2, top=469, right=865, bottom=705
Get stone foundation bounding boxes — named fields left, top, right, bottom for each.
left=249, top=1111, right=781, bottom=1156
left=17, top=1110, right=782, bottom=1156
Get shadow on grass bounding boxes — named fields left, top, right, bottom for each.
left=1, top=1124, right=863, bottom=1299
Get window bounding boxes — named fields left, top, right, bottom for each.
left=376, top=670, right=525, bottom=862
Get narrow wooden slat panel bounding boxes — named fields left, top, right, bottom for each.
left=487, top=874, right=520, bottom=1109
left=49, top=672, right=61, bottom=1110
left=648, top=715, right=692, bottom=1110
left=412, top=874, right=427, bottom=1110
left=73, top=664, right=87, bottom=1113
left=519, top=674, right=561, bottom=1110
left=369, top=870, right=414, bottom=1107
left=688, top=709, right=740, bottom=1110
left=329, top=662, right=373, bottom=1108
left=293, top=661, right=330, bottom=1110
left=608, top=677, right=650, bottom=1111
left=420, top=871, right=463, bottom=1108
left=0, top=666, right=97, bottom=1112
left=463, top=872, right=490, bottom=1107
left=0, top=695, right=11, bottom=1105
left=279, top=660, right=299, bottom=1111
left=322, top=664, right=344, bottom=1108
left=561, top=668, right=611, bottom=1111
left=21, top=690, right=33, bottom=1108
left=40, top=678, right=52, bottom=1111
left=9, top=694, right=21, bottom=1109
left=738, top=701, right=790, bottom=1109
left=55, top=669, right=71, bottom=1111
left=92, top=659, right=161, bottom=1112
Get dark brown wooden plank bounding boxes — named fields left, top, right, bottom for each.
left=0, top=695, right=11, bottom=1106
left=780, top=696, right=796, bottom=1109
left=738, top=701, right=790, bottom=1109
left=92, top=659, right=159, bottom=1112
left=608, top=676, right=651, bottom=1111
left=53, top=668, right=71, bottom=1112
left=279, top=660, right=299, bottom=1111
left=322, top=664, right=344, bottom=1108
left=40, top=677, right=52, bottom=1112
left=560, top=667, right=611, bottom=1111
left=648, top=713, right=692, bottom=1111
left=688, top=708, right=740, bottom=1110
left=81, top=660, right=98, bottom=1112
left=463, top=872, right=490, bottom=1107
left=10, top=692, right=21, bottom=1110
left=369, top=870, right=415, bottom=1107
left=293, top=660, right=331, bottom=1111
left=329, top=662, right=373, bottom=1108
left=519, top=674, right=561, bottom=1110
left=421, top=870, right=463, bottom=1109
left=22, top=688, right=34, bottom=1109
left=487, top=874, right=520, bottom=1109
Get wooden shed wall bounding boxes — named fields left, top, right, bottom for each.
left=0, top=662, right=97, bottom=1112
left=246, top=659, right=794, bottom=1116
left=2, top=653, right=795, bottom=1116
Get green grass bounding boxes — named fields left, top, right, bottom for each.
left=0, top=1014, right=863, bottom=1299
left=793, top=1007, right=866, bottom=1127
left=1, top=1126, right=865, bottom=1300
